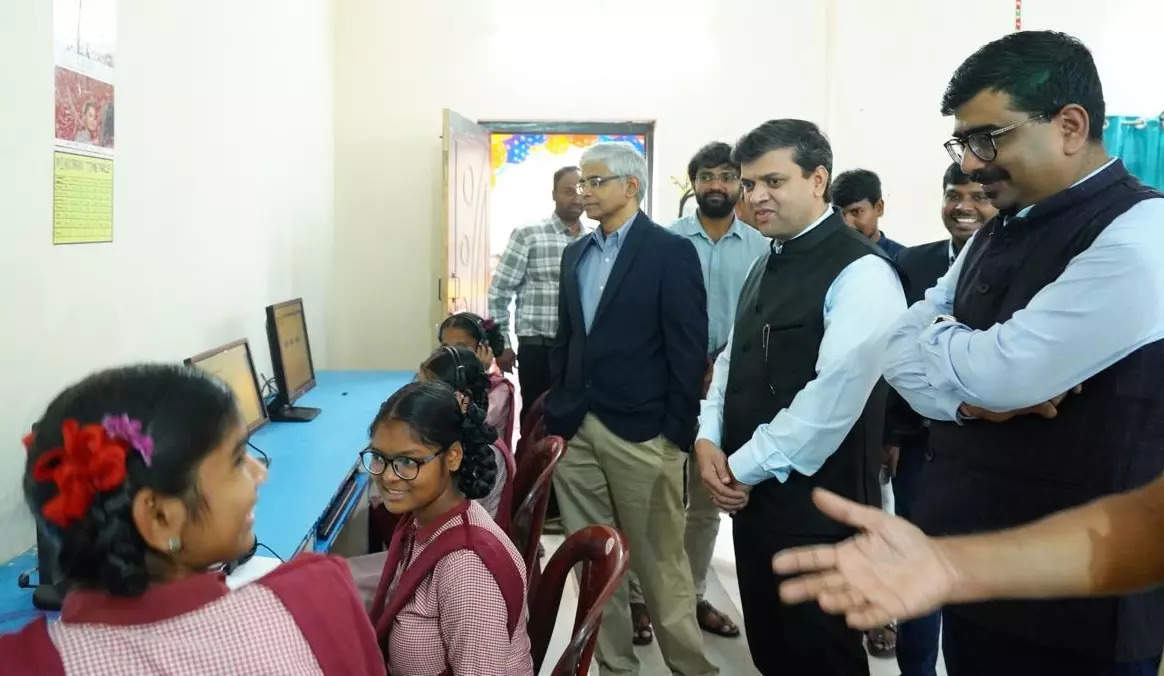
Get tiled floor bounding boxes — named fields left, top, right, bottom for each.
left=539, top=513, right=948, bottom=676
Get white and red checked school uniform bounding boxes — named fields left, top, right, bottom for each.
left=371, top=499, right=533, bottom=676
left=0, top=552, right=384, bottom=675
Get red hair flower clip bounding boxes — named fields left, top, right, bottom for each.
left=31, top=415, right=153, bottom=528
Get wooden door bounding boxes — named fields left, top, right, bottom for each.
left=442, top=109, right=491, bottom=316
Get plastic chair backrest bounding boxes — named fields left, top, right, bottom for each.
left=527, top=525, right=630, bottom=675
left=507, top=434, right=565, bottom=592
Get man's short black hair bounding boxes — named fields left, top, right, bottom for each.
left=732, top=119, right=833, bottom=201
left=943, top=162, right=973, bottom=189
left=686, top=142, right=738, bottom=184
left=942, top=30, right=1105, bottom=140
left=831, top=169, right=882, bottom=209
left=552, top=165, right=580, bottom=189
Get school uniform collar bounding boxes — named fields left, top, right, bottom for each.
left=62, top=570, right=230, bottom=626
left=412, top=498, right=471, bottom=542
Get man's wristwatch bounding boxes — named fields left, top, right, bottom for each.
left=932, top=314, right=958, bottom=326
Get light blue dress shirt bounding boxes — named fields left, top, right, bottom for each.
left=577, top=213, right=637, bottom=333
left=884, top=159, right=1164, bottom=419
left=669, top=213, right=771, bottom=355
left=697, top=208, right=907, bottom=486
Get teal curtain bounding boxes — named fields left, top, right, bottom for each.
left=1103, top=115, right=1163, bottom=189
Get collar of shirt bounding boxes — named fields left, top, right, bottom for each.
left=672, top=211, right=746, bottom=243
left=588, top=212, right=637, bottom=250
left=412, top=498, right=472, bottom=542
left=551, top=212, right=586, bottom=238
left=1009, top=157, right=1118, bottom=223
left=772, top=205, right=833, bottom=254
left=948, top=240, right=956, bottom=265
left=61, top=569, right=230, bottom=626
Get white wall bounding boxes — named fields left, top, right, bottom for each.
left=826, top=0, right=1013, bottom=246
left=0, top=0, right=335, bottom=560
left=332, top=0, right=1164, bottom=368
left=331, top=0, right=831, bottom=371
left=1023, top=0, right=1163, bottom=116
left=828, top=0, right=1164, bottom=247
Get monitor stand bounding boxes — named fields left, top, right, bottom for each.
left=270, top=404, right=321, bottom=422
left=32, top=582, right=66, bottom=611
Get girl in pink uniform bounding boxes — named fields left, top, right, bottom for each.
left=1, top=364, right=383, bottom=675
left=361, top=380, right=533, bottom=676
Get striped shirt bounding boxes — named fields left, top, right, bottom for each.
left=488, top=214, right=589, bottom=349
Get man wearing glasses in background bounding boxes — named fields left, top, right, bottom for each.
left=546, top=142, right=717, bottom=676
left=625, top=142, right=769, bottom=647
left=882, top=30, right=1164, bottom=675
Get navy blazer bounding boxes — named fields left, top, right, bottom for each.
left=546, top=211, right=708, bottom=449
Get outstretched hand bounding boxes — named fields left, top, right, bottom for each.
left=771, top=489, right=960, bottom=629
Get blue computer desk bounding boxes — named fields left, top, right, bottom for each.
left=0, top=370, right=412, bottom=634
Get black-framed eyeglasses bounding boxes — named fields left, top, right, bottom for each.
left=575, top=175, right=627, bottom=195
left=944, top=113, right=1049, bottom=164
left=359, top=447, right=444, bottom=480
left=694, top=170, right=740, bottom=186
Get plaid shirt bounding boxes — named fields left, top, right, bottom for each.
left=488, top=214, right=589, bottom=349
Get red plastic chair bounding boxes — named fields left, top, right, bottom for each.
left=520, top=390, right=550, bottom=438
left=515, top=391, right=550, bottom=464
left=493, top=439, right=518, bottom=532
left=507, top=434, right=565, bottom=593
left=528, top=525, right=630, bottom=675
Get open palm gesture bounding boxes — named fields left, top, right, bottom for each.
left=772, top=488, right=961, bottom=629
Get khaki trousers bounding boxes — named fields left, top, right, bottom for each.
left=553, top=413, right=717, bottom=676
left=629, top=461, right=722, bottom=603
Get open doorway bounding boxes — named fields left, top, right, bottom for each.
left=481, top=121, right=654, bottom=281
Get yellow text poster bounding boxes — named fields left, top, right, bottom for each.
left=53, top=151, right=113, bottom=244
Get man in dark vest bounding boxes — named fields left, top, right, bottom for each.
left=882, top=31, right=1164, bottom=675
left=883, top=162, right=995, bottom=676
left=694, top=119, right=905, bottom=675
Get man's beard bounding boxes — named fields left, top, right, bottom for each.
left=696, top=189, right=738, bottom=218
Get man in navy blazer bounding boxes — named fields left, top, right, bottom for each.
left=546, top=142, right=716, bottom=676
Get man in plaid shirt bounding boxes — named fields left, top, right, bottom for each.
left=489, top=166, right=589, bottom=422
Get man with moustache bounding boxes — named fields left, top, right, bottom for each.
left=884, top=31, right=1164, bottom=675
left=627, top=142, right=769, bottom=644
left=696, top=120, right=905, bottom=675
left=882, top=162, right=996, bottom=676
left=489, top=166, right=589, bottom=423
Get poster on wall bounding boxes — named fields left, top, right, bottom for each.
left=52, top=0, right=115, bottom=245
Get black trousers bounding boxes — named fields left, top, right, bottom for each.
left=733, top=512, right=869, bottom=676
left=516, top=337, right=553, bottom=424
left=943, top=610, right=1161, bottom=676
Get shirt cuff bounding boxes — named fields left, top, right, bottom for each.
left=918, top=320, right=970, bottom=391
left=696, top=414, right=722, bottom=447
left=727, top=439, right=790, bottom=487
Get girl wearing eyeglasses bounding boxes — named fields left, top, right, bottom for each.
left=359, top=380, right=533, bottom=676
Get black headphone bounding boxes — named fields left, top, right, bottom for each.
left=443, top=345, right=467, bottom=390
left=450, top=312, right=487, bottom=344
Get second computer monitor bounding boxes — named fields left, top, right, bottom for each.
left=266, top=297, right=320, bottom=422
left=185, top=339, right=268, bottom=432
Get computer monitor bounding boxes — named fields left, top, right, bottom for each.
left=185, top=339, right=269, bottom=432
left=265, top=298, right=320, bottom=422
